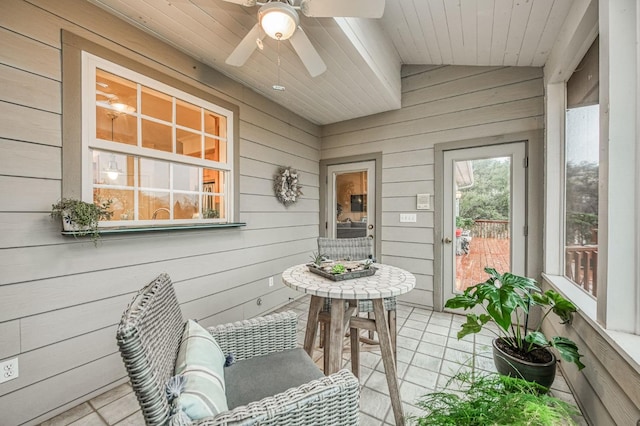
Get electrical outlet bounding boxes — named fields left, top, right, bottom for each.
left=268, top=277, right=274, bottom=287
left=0, top=358, right=19, bottom=384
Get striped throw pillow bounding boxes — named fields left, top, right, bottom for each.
left=174, top=320, right=228, bottom=419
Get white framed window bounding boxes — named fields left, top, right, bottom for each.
left=81, top=52, right=234, bottom=226
left=563, top=38, right=599, bottom=300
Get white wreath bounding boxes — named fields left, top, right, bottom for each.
left=274, top=166, right=303, bottom=206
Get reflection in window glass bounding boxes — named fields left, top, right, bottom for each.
left=564, top=36, right=599, bottom=298
left=174, top=193, right=199, bottom=219
left=174, top=163, right=199, bottom=192
left=139, top=158, right=169, bottom=189
left=141, top=191, right=170, bottom=220
left=565, top=110, right=599, bottom=297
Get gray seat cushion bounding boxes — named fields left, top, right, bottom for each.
left=224, top=348, right=324, bottom=409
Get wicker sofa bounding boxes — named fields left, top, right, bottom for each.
left=116, top=273, right=360, bottom=425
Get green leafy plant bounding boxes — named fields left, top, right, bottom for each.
left=445, top=267, right=585, bottom=371
left=411, top=372, right=578, bottom=425
left=202, top=208, right=220, bottom=219
left=456, top=216, right=475, bottom=229
left=51, top=198, right=113, bottom=245
left=331, top=264, right=346, bottom=274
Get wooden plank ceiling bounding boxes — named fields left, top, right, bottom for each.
left=86, top=0, right=574, bottom=125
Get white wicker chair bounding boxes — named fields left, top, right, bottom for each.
left=116, top=273, right=360, bottom=425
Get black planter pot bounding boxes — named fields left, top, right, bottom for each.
left=492, top=338, right=557, bottom=389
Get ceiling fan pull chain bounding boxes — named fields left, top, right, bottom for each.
left=273, top=38, right=285, bottom=91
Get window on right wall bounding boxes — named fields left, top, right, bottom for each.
left=564, top=36, right=599, bottom=299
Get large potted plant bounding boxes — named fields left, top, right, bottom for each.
left=445, top=267, right=585, bottom=389
left=51, top=198, right=113, bottom=245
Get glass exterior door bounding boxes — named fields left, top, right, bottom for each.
left=327, top=161, right=375, bottom=246
left=442, top=143, right=526, bottom=304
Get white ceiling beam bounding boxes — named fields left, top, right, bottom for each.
left=334, top=17, right=402, bottom=114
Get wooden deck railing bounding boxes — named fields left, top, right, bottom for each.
left=471, top=219, right=510, bottom=239
left=565, top=245, right=598, bottom=297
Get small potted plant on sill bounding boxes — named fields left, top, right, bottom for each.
left=445, top=267, right=585, bottom=389
left=51, top=198, right=113, bottom=245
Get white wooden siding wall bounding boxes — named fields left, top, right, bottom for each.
left=0, top=1, right=320, bottom=424
left=321, top=64, right=544, bottom=309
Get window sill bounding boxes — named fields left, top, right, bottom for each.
left=542, top=273, right=640, bottom=375
left=541, top=273, right=596, bottom=319
left=61, top=222, right=246, bottom=236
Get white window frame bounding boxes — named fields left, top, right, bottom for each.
left=81, top=52, right=235, bottom=226
left=543, top=82, right=598, bottom=320
left=544, top=0, right=640, bottom=341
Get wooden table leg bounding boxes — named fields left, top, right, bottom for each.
left=327, top=298, right=345, bottom=375
left=349, top=300, right=360, bottom=379
left=373, top=299, right=404, bottom=426
left=304, top=296, right=324, bottom=357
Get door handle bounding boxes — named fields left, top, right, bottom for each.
left=443, top=237, right=452, bottom=244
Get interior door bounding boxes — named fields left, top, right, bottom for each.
left=442, top=142, right=526, bottom=307
left=326, top=161, right=376, bottom=249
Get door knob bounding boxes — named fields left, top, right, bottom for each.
left=443, top=237, right=452, bottom=244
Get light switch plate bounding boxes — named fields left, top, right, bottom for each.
left=399, top=213, right=417, bottom=223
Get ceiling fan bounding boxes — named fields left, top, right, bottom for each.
left=223, top=0, right=385, bottom=78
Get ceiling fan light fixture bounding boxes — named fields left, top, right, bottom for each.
left=258, top=2, right=299, bottom=40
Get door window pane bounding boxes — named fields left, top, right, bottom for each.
left=455, top=157, right=511, bottom=292
left=335, top=171, right=368, bottom=238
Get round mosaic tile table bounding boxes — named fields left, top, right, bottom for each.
left=282, top=263, right=415, bottom=426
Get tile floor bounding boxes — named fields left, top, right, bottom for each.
left=40, top=296, right=585, bottom=426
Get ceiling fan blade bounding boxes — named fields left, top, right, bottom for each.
left=289, top=27, right=327, bottom=77
left=300, top=0, right=385, bottom=18
left=220, top=0, right=257, bottom=6
left=226, top=23, right=264, bottom=67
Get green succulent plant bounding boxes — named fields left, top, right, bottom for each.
left=331, top=264, right=346, bottom=274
